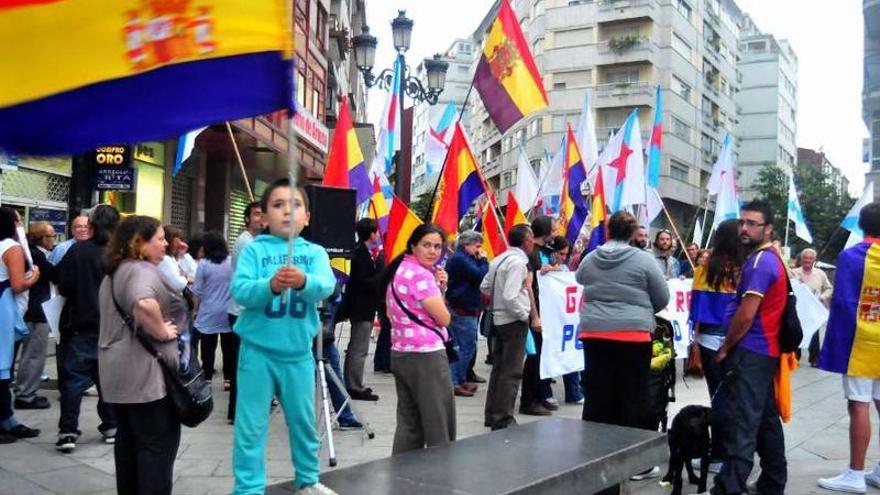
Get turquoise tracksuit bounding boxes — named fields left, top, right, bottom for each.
left=231, top=235, right=335, bottom=494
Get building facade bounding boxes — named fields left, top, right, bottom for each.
left=798, top=147, right=850, bottom=200
left=410, top=38, right=477, bottom=199
left=865, top=0, right=880, bottom=192
left=735, top=15, right=798, bottom=200
left=467, top=0, right=743, bottom=231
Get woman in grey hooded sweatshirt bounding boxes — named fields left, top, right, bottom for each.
left=576, top=211, right=669, bottom=477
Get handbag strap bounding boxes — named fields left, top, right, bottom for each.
left=389, top=281, right=448, bottom=344
left=108, top=276, right=161, bottom=358
left=489, top=255, right=514, bottom=309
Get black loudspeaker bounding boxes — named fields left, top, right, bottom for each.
left=303, top=185, right=356, bottom=258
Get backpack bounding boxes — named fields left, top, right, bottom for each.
left=767, top=249, right=803, bottom=353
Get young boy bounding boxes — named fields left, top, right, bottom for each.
left=231, top=179, right=336, bottom=495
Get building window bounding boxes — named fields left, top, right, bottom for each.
left=671, top=75, right=691, bottom=101
left=746, top=40, right=767, bottom=53
left=533, top=37, right=544, bottom=56
left=554, top=69, right=591, bottom=88
left=554, top=27, right=593, bottom=49
left=670, top=160, right=688, bottom=181
left=315, top=5, right=327, bottom=51
left=604, top=69, right=640, bottom=84
left=529, top=118, right=543, bottom=138
left=518, top=128, right=527, bottom=146
left=673, top=0, right=692, bottom=22
left=672, top=32, right=692, bottom=60
left=296, top=66, right=307, bottom=109
left=501, top=171, right=513, bottom=188
left=672, top=116, right=690, bottom=142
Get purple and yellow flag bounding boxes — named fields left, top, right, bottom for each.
left=689, top=265, right=737, bottom=327
left=473, top=0, right=548, bottom=134
left=0, top=0, right=293, bottom=155
left=820, top=239, right=880, bottom=379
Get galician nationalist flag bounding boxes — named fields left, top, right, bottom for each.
left=711, top=134, right=739, bottom=229
left=600, top=109, right=645, bottom=213
left=842, top=182, right=875, bottom=248
left=375, top=57, right=402, bottom=177
left=643, top=85, right=663, bottom=225
left=787, top=173, right=813, bottom=243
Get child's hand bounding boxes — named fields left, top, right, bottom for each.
left=271, top=266, right=306, bottom=293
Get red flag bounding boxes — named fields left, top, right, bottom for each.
left=504, top=190, right=528, bottom=233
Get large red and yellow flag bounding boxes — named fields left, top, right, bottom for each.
left=0, top=0, right=293, bottom=155
left=386, top=196, right=423, bottom=260
left=431, top=122, right=487, bottom=235
left=481, top=201, right=507, bottom=261
left=324, top=96, right=373, bottom=205
left=504, top=190, right=528, bottom=233
left=473, top=0, right=548, bottom=134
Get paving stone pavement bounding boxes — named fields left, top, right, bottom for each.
left=1, top=332, right=873, bottom=495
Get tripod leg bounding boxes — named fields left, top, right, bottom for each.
left=323, top=363, right=376, bottom=439
left=317, top=360, right=337, bottom=466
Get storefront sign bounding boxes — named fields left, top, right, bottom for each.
left=29, top=208, right=68, bottom=234
left=292, top=108, right=329, bottom=154
left=133, top=142, right=166, bottom=166
left=90, top=145, right=132, bottom=167
left=96, top=167, right=135, bottom=190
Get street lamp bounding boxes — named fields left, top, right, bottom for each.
left=352, top=10, right=450, bottom=199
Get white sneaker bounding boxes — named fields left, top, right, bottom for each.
left=296, top=482, right=338, bottom=495
left=630, top=466, right=661, bottom=481
left=690, top=458, right=724, bottom=474
left=817, top=469, right=866, bottom=494
left=865, top=467, right=880, bottom=489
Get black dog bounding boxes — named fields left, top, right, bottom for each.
left=661, top=405, right=712, bottom=495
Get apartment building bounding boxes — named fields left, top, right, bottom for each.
left=735, top=15, right=798, bottom=200
left=865, top=0, right=880, bottom=193
left=798, top=147, right=851, bottom=201
left=467, top=0, right=742, bottom=228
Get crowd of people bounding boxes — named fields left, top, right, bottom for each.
left=1, top=181, right=879, bottom=495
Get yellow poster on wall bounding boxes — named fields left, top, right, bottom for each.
left=135, top=163, right=164, bottom=219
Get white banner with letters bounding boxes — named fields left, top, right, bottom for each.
left=661, top=278, right=693, bottom=358
left=538, top=272, right=585, bottom=379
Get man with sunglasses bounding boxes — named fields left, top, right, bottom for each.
left=711, top=200, right=787, bottom=495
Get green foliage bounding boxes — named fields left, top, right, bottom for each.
left=752, top=163, right=852, bottom=263
left=410, top=194, right=434, bottom=223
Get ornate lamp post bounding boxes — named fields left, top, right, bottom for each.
left=352, top=10, right=449, bottom=199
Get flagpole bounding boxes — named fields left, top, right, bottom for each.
left=226, top=122, right=255, bottom=201
left=784, top=172, right=792, bottom=248
left=655, top=188, right=694, bottom=269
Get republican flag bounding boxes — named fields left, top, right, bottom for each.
left=425, top=103, right=456, bottom=175
left=473, top=0, right=548, bottom=133
left=504, top=191, right=528, bottom=232
left=367, top=175, right=390, bottom=236
left=557, top=125, right=589, bottom=244
left=0, top=1, right=293, bottom=155
left=787, top=174, right=813, bottom=244
left=711, top=135, right=740, bottom=229
left=481, top=200, right=507, bottom=261
left=600, top=110, right=645, bottom=213
left=585, top=165, right=607, bottom=254
left=842, top=182, right=874, bottom=247
left=173, top=127, right=207, bottom=177
left=431, top=122, right=487, bottom=234
left=386, top=196, right=423, bottom=260
left=514, top=145, right=540, bottom=213
left=819, top=238, right=880, bottom=379
left=323, top=96, right=372, bottom=205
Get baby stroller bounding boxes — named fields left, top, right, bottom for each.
left=645, top=315, right=677, bottom=433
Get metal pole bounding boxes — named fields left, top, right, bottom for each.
left=656, top=188, right=694, bottom=269
left=282, top=104, right=301, bottom=305
left=784, top=172, right=791, bottom=248
left=395, top=53, right=408, bottom=200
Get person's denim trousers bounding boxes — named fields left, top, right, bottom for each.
left=58, top=332, right=116, bottom=436
left=448, top=315, right=478, bottom=386
left=321, top=339, right=356, bottom=423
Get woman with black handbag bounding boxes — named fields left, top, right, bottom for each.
left=382, top=224, right=455, bottom=454
left=98, top=216, right=185, bottom=495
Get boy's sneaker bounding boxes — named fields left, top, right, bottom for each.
left=818, top=469, right=867, bottom=494
left=55, top=435, right=77, bottom=454
left=296, top=482, right=338, bottom=494
left=866, top=467, right=880, bottom=488
left=630, top=466, right=661, bottom=481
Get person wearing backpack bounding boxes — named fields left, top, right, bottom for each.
left=711, top=200, right=787, bottom=495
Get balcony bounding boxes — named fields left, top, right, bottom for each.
left=597, top=37, right=658, bottom=65
left=597, top=0, right=658, bottom=23
left=593, top=81, right=655, bottom=109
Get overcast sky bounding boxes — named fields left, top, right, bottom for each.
left=364, top=0, right=868, bottom=195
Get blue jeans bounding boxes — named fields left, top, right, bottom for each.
left=563, top=372, right=583, bottom=403
left=448, top=315, right=478, bottom=386
left=58, top=332, right=116, bottom=436
left=321, top=340, right=356, bottom=423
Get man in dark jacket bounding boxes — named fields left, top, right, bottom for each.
left=55, top=204, right=119, bottom=453
left=445, top=231, right=489, bottom=397
left=341, top=218, right=383, bottom=401
left=14, top=222, right=56, bottom=409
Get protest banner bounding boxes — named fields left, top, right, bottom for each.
left=538, top=272, right=584, bottom=379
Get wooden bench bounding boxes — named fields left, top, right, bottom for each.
left=267, top=417, right=666, bottom=494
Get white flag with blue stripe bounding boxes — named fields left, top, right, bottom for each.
left=173, top=127, right=207, bottom=176
left=787, top=174, right=813, bottom=243
left=842, top=182, right=874, bottom=246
